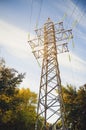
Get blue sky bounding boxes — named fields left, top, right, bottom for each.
left=0, top=0, right=86, bottom=93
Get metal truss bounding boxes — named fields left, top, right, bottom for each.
left=28, top=18, right=73, bottom=130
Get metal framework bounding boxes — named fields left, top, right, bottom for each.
left=28, top=18, right=73, bottom=130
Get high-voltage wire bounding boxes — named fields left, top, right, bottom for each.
left=35, top=0, right=43, bottom=29
left=67, top=0, right=80, bottom=28
left=29, top=0, right=33, bottom=32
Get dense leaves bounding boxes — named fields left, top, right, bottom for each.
left=0, top=60, right=37, bottom=130
left=62, top=84, right=86, bottom=130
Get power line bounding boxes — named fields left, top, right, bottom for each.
left=28, top=0, right=34, bottom=40
left=68, top=9, right=86, bottom=85
left=61, top=0, right=80, bottom=85
left=62, top=0, right=80, bottom=29
left=70, top=0, right=80, bottom=20
left=35, top=0, right=43, bottom=29
left=74, top=9, right=86, bottom=30
left=67, top=0, right=80, bottom=28
left=71, top=9, right=86, bottom=46
left=29, top=0, right=33, bottom=32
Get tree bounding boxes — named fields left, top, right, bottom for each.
left=15, top=88, right=37, bottom=130
left=62, top=84, right=86, bottom=130
left=0, top=60, right=25, bottom=130
left=0, top=59, right=38, bottom=130
left=75, top=84, right=86, bottom=130
left=0, top=59, right=44, bottom=130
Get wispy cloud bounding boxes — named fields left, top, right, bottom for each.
left=0, top=19, right=85, bottom=88
left=58, top=51, right=86, bottom=86
left=53, top=0, right=86, bottom=29
left=58, top=51, right=86, bottom=72
left=0, top=20, right=32, bottom=59
left=66, top=0, right=86, bottom=29
left=0, top=19, right=86, bottom=71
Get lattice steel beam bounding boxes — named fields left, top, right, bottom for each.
left=28, top=18, right=73, bottom=130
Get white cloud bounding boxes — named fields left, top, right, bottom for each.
left=58, top=52, right=86, bottom=72
left=73, top=27, right=86, bottom=42
left=0, top=20, right=32, bottom=59
left=60, top=68, right=86, bottom=87
left=0, top=19, right=85, bottom=88
left=58, top=52, right=86, bottom=86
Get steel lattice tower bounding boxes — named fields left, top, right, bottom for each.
left=28, top=18, right=73, bottom=130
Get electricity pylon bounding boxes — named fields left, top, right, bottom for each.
left=28, top=18, right=73, bottom=130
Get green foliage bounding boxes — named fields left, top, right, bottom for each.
left=0, top=60, right=37, bottom=130
left=15, top=88, right=37, bottom=130
left=62, top=84, right=86, bottom=130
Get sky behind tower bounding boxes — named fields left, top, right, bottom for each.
left=0, top=0, right=86, bottom=93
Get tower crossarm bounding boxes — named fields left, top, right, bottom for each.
left=55, top=29, right=73, bottom=42
left=57, top=42, right=69, bottom=54
left=28, top=38, right=44, bottom=59
left=28, top=25, right=73, bottom=61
